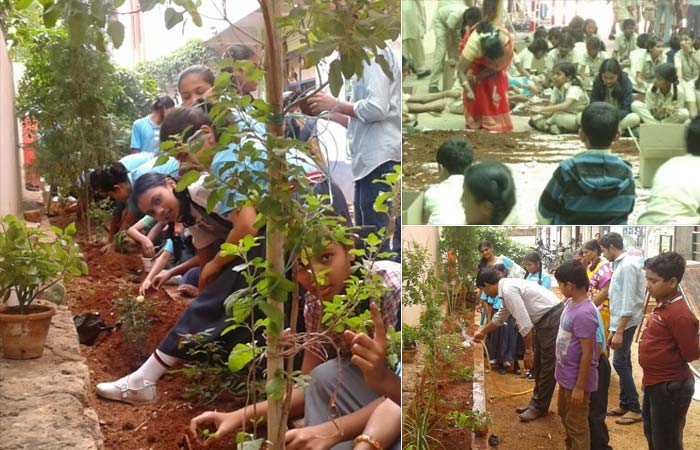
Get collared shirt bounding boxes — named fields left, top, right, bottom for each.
left=643, top=84, right=687, bottom=115
left=639, top=295, right=700, bottom=386
left=638, top=155, right=700, bottom=224
left=303, top=260, right=401, bottom=360
left=615, top=33, right=637, bottom=63
left=639, top=53, right=665, bottom=83
left=545, top=48, right=576, bottom=74
left=348, top=46, right=401, bottom=181
left=492, top=278, right=562, bottom=337
left=515, top=48, right=546, bottom=74
left=608, top=253, right=646, bottom=332
left=674, top=49, right=700, bottom=81
left=423, top=174, right=466, bottom=225
left=131, top=116, right=160, bottom=153
left=578, top=51, right=609, bottom=78
left=550, top=82, right=589, bottom=113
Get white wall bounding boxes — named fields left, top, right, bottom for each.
left=402, top=226, right=440, bottom=326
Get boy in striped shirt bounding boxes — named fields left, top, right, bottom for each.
left=537, top=102, right=636, bottom=225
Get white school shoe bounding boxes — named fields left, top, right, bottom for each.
left=96, top=374, right=157, bottom=405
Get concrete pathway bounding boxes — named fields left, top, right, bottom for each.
left=0, top=303, right=103, bottom=450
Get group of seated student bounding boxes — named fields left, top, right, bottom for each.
left=423, top=102, right=700, bottom=225
left=89, top=43, right=402, bottom=449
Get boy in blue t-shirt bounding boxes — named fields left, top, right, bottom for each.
left=554, top=260, right=599, bottom=450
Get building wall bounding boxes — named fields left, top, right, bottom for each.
left=402, top=226, right=440, bottom=326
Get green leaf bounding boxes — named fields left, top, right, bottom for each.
left=264, top=371, right=285, bottom=400
left=107, top=20, right=125, bottom=48
left=94, top=32, right=106, bottom=52
left=164, top=7, right=184, bottom=30
left=67, top=13, right=89, bottom=46
left=373, top=191, right=393, bottom=214
left=258, top=302, right=284, bottom=336
left=228, top=343, right=257, bottom=373
left=139, top=0, right=159, bottom=11
left=176, top=170, right=201, bottom=192
left=14, top=0, right=33, bottom=10
left=42, top=4, right=63, bottom=28
left=328, top=59, right=343, bottom=97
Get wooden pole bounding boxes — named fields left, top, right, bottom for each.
left=260, top=1, right=287, bottom=449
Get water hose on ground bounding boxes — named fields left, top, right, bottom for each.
left=462, top=331, right=534, bottom=398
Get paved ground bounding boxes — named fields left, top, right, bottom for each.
left=0, top=302, right=103, bottom=450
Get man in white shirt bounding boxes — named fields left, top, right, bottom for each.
left=600, top=232, right=645, bottom=425
left=474, top=268, right=564, bottom=422
left=423, top=139, right=473, bottom=224
left=308, top=46, right=401, bottom=257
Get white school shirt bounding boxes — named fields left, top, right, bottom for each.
left=423, top=174, right=466, bottom=225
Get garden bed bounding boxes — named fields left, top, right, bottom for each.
left=52, top=213, right=244, bottom=450
left=404, top=310, right=480, bottom=450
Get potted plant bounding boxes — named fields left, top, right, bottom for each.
left=402, top=324, right=418, bottom=364
left=0, top=215, right=88, bottom=359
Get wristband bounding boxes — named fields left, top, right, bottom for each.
left=353, top=434, right=383, bottom=450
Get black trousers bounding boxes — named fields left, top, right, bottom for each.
left=589, top=353, right=612, bottom=450
left=530, top=303, right=563, bottom=414
left=642, top=376, right=695, bottom=450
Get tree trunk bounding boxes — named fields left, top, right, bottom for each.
left=260, top=0, right=288, bottom=449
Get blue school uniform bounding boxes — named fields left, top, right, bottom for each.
left=130, top=116, right=160, bottom=153
left=525, top=271, right=552, bottom=290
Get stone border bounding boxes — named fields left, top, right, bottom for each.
left=471, top=308, right=488, bottom=450
left=0, top=303, right=103, bottom=450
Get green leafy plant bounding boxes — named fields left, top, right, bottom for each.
left=171, top=330, right=260, bottom=405
left=114, top=294, right=155, bottom=359
left=403, top=393, right=445, bottom=450
left=451, top=366, right=474, bottom=382
left=87, top=198, right=113, bottom=241
left=113, top=230, right=128, bottom=253
left=445, top=409, right=492, bottom=434
left=402, top=324, right=418, bottom=350
left=0, top=215, right=88, bottom=314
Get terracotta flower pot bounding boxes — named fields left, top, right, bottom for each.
left=0, top=304, right=55, bottom=359
left=402, top=347, right=418, bottom=364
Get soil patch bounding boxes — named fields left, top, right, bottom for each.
left=404, top=313, right=475, bottom=450
left=53, top=214, right=242, bottom=450
left=403, top=129, right=638, bottom=191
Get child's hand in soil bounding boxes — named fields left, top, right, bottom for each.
left=177, top=284, right=199, bottom=298
left=139, top=278, right=154, bottom=296
left=190, top=410, right=242, bottom=446
left=151, top=270, right=172, bottom=290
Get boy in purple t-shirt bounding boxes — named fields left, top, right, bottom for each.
left=554, top=260, right=600, bottom=450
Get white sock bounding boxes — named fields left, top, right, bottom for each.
left=129, top=350, right=180, bottom=385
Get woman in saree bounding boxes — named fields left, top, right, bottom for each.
left=457, top=14, right=514, bottom=132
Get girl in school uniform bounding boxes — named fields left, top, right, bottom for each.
left=632, top=63, right=691, bottom=124
left=545, top=33, right=577, bottom=86
left=523, top=252, right=552, bottom=290
left=636, top=36, right=667, bottom=93
left=674, top=30, right=700, bottom=118
left=529, top=62, right=589, bottom=134
left=590, top=58, right=641, bottom=131
left=578, top=36, right=608, bottom=90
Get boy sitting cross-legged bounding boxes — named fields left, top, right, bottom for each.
left=537, top=102, right=636, bottom=225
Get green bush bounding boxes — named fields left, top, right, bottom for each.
left=0, top=215, right=88, bottom=314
